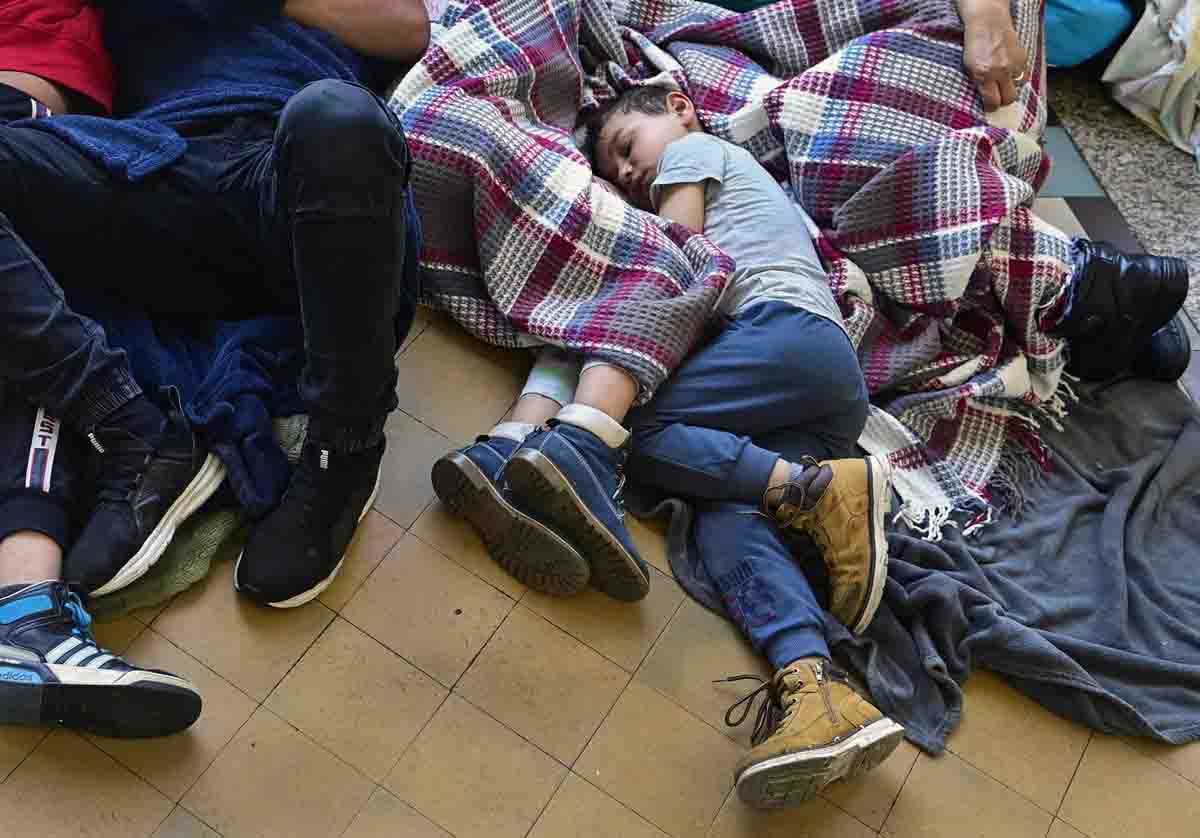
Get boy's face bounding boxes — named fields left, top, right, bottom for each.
left=594, top=93, right=695, bottom=210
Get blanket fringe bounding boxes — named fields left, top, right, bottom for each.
left=988, top=371, right=1078, bottom=520
left=989, top=441, right=1045, bottom=520
left=894, top=502, right=956, bottom=542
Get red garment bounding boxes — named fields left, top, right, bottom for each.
left=0, top=0, right=113, bottom=113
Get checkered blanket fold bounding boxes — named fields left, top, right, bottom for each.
left=390, top=0, right=1075, bottom=537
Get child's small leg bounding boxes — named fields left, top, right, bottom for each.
left=0, top=396, right=203, bottom=737
left=573, top=362, right=638, bottom=424
left=493, top=347, right=582, bottom=439
left=510, top=394, right=561, bottom=426
left=504, top=360, right=649, bottom=601
left=0, top=532, right=61, bottom=585
left=696, top=501, right=903, bottom=809
left=431, top=348, right=590, bottom=595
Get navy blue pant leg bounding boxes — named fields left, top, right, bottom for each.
left=626, top=301, right=869, bottom=668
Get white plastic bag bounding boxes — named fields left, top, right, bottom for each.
left=1103, top=0, right=1200, bottom=168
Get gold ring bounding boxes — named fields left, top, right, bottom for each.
left=1012, top=69, right=1027, bottom=84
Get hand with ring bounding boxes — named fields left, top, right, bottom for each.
left=959, top=0, right=1030, bottom=111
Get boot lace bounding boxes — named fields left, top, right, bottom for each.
left=759, top=455, right=822, bottom=527
left=92, top=432, right=154, bottom=503
left=61, top=590, right=114, bottom=653
left=715, top=671, right=801, bottom=746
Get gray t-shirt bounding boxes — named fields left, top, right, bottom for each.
left=651, top=132, right=845, bottom=331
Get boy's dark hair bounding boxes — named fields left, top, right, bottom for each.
left=582, top=85, right=675, bottom=167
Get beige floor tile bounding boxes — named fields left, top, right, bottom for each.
left=576, top=680, right=742, bottom=837
left=317, top=510, right=405, bottom=612
left=883, top=751, right=1052, bottom=838
left=522, top=566, right=684, bottom=671
left=153, top=559, right=335, bottom=701
left=1059, top=734, right=1200, bottom=838
left=386, top=694, right=566, bottom=838
left=399, top=305, right=433, bottom=355
left=93, top=612, right=146, bottom=654
left=708, top=792, right=875, bottom=838
left=822, top=740, right=919, bottom=831
left=457, top=606, right=629, bottom=764
left=947, top=670, right=1091, bottom=811
left=131, top=600, right=175, bottom=626
left=629, top=515, right=671, bottom=577
left=529, top=773, right=669, bottom=838
left=153, top=807, right=219, bottom=838
left=265, top=617, right=447, bottom=781
left=343, top=534, right=515, bottom=685
left=375, top=410, right=451, bottom=528
left=411, top=500, right=527, bottom=598
left=636, top=598, right=771, bottom=749
left=1033, top=197, right=1089, bottom=240
left=394, top=318, right=530, bottom=443
left=0, top=727, right=45, bottom=782
left=1047, top=819, right=1090, bottom=838
left=0, top=730, right=172, bottom=838
left=344, top=788, right=451, bottom=838
left=87, top=630, right=257, bottom=801
left=184, top=706, right=373, bottom=838
left=1128, top=737, right=1200, bottom=787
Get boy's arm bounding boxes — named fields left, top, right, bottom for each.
left=655, top=182, right=706, bottom=233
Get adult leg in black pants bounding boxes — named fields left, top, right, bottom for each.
left=235, top=80, right=417, bottom=607
left=0, top=80, right=416, bottom=605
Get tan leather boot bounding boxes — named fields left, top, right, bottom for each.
left=722, top=657, right=905, bottom=808
left=764, top=455, right=893, bottom=634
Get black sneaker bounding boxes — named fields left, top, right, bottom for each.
left=432, top=435, right=590, bottom=595
left=0, top=581, right=201, bottom=737
left=235, top=439, right=383, bottom=608
left=67, top=390, right=225, bottom=597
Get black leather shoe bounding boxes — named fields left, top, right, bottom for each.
left=1132, top=316, right=1193, bottom=382
left=1055, top=240, right=1189, bottom=380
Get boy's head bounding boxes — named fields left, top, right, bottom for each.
left=585, top=85, right=700, bottom=209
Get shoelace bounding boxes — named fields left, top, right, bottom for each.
left=286, top=448, right=330, bottom=519
left=91, top=430, right=155, bottom=503
left=62, top=591, right=112, bottom=658
left=714, top=672, right=799, bottom=746
left=754, top=455, right=822, bottom=526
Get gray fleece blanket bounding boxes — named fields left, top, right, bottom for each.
left=654, top=377, right=1200, bottom=753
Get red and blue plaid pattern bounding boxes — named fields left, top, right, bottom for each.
left=392, top=0, right=1074, bottom=536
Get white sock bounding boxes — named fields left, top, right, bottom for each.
left=554, top=404, right=629, bottom=448
left=489, top=421, right=537, bottom=444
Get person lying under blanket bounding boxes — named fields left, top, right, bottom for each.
left=0, top=0, right=428, bottom=739
left=429, top=2, right=1192, bottom=808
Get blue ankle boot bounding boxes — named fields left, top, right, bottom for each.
left=432, top=432, right=589, bottom=596
left=504, top=414, right=650, bottom=602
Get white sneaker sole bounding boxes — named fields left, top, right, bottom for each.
left=736, top=717, right=906, bottom=808
left=91, top=453, right=227, bottom=598
left=234, top=466, right=381, bottom=609
left=849, top=454, right=894, bottom=636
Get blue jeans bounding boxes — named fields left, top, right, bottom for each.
left=626, top=301, right=869, bottom=668
left=0, top=80, right=419, bottom=452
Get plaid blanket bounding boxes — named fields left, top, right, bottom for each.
left=391, top=0, right=1075, bottom=536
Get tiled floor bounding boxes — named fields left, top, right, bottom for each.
left=2, top=106, right=1199, bottom=838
